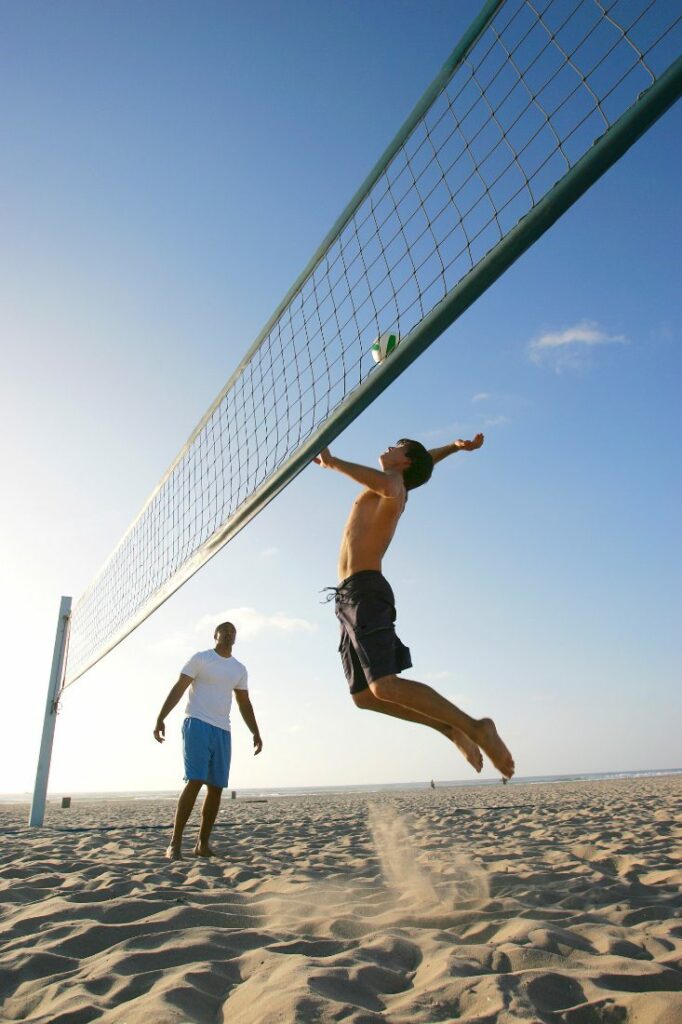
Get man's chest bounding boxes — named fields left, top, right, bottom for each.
left=195, top=662, right=241, bottom=689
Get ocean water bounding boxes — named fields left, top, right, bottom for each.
left=2, top=767, right=680, bottom=804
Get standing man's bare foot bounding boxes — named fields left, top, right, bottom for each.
left=193, top=842, right=215, bottom=858
left=447, top=725, right=483, bottom=772
left=475, top=718, right=515, bottom=778
left=165, top=844, right=183, bottom=860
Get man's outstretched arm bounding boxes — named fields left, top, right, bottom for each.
left=429, top=433, right=484, bottom=466
left=313, top=447, right=404, bottom=499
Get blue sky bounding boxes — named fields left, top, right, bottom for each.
left=1, top=1, right=680, bottom=796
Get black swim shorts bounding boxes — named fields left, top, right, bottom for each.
left=333, top=570, right=412, bottom=694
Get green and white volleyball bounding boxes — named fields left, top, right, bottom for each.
left=371, top=332, right=399, bottom=364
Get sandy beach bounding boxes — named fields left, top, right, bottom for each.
left=1, top=774, right=681, bottom=1023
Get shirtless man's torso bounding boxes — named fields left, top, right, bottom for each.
left=337, top=486, right=405, bottom=580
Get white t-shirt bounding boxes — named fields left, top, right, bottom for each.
left=181, top=649, right=248, bottom=731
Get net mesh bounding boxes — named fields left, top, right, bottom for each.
left=64, top=0, right=681, bottom=686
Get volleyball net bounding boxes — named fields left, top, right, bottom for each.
left=64, top=0, right=681, bottom=687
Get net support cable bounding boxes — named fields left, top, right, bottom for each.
left=64, top=0, right=681, bottom=687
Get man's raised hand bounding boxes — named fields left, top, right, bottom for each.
left=457, top=433, right=484, bottom=452
left=314, top=447, right=335, bottom=468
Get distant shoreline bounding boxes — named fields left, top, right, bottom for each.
left=2, top=766, right=680, bottom=804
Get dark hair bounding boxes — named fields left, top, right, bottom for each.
left=397, top=438, right=433, bottom=491
left=214, top=621, right=235, bottom=637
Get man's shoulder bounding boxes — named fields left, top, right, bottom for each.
left=190, top=648, right=215, bottom=661
left=183, top=648, right=213, bottom=668
left=359, top=476, right=405, bottom=504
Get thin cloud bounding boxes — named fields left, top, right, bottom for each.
left=529, top=320, right=627, bottom=370
left=472, top=392, right=492, bottom=403
left=421, top=415, right=509, bottom=440
left=260, top=547, right=279, bottom=558
left=147, top=631, right=197, bottom=658
left=150, top=606, right=316, bottom=656
left=195, top=606, right=316, bottom=640
left=420, top=424, right=468, bottom=440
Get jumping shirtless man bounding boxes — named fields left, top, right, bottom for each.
left=314, top=434, right=514, bottom=779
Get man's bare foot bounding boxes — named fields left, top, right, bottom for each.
left=447, top=725, right=483, bottom=772
left=475, top=717, right=515, bottom=778
left=165, top=844, right=183, bottom=860
left=193, top=843, right=215, bottom=858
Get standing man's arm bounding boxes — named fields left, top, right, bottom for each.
left=154, top=674, right=193, bottom=743
left=234, top=689, right=263, bottom=755
left=429, top=433, right=484, bottom=466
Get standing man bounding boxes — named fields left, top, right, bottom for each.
left=314, top=434, right=514, bottom=779
left=154, top=621, right=262, bottom=859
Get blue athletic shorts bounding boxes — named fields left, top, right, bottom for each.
left=182, top=716, right=231, bottom=788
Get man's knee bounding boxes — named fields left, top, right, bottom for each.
left=352, top=688, right=374, bottom=709
left=368, top=675, right=399, bottom=701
